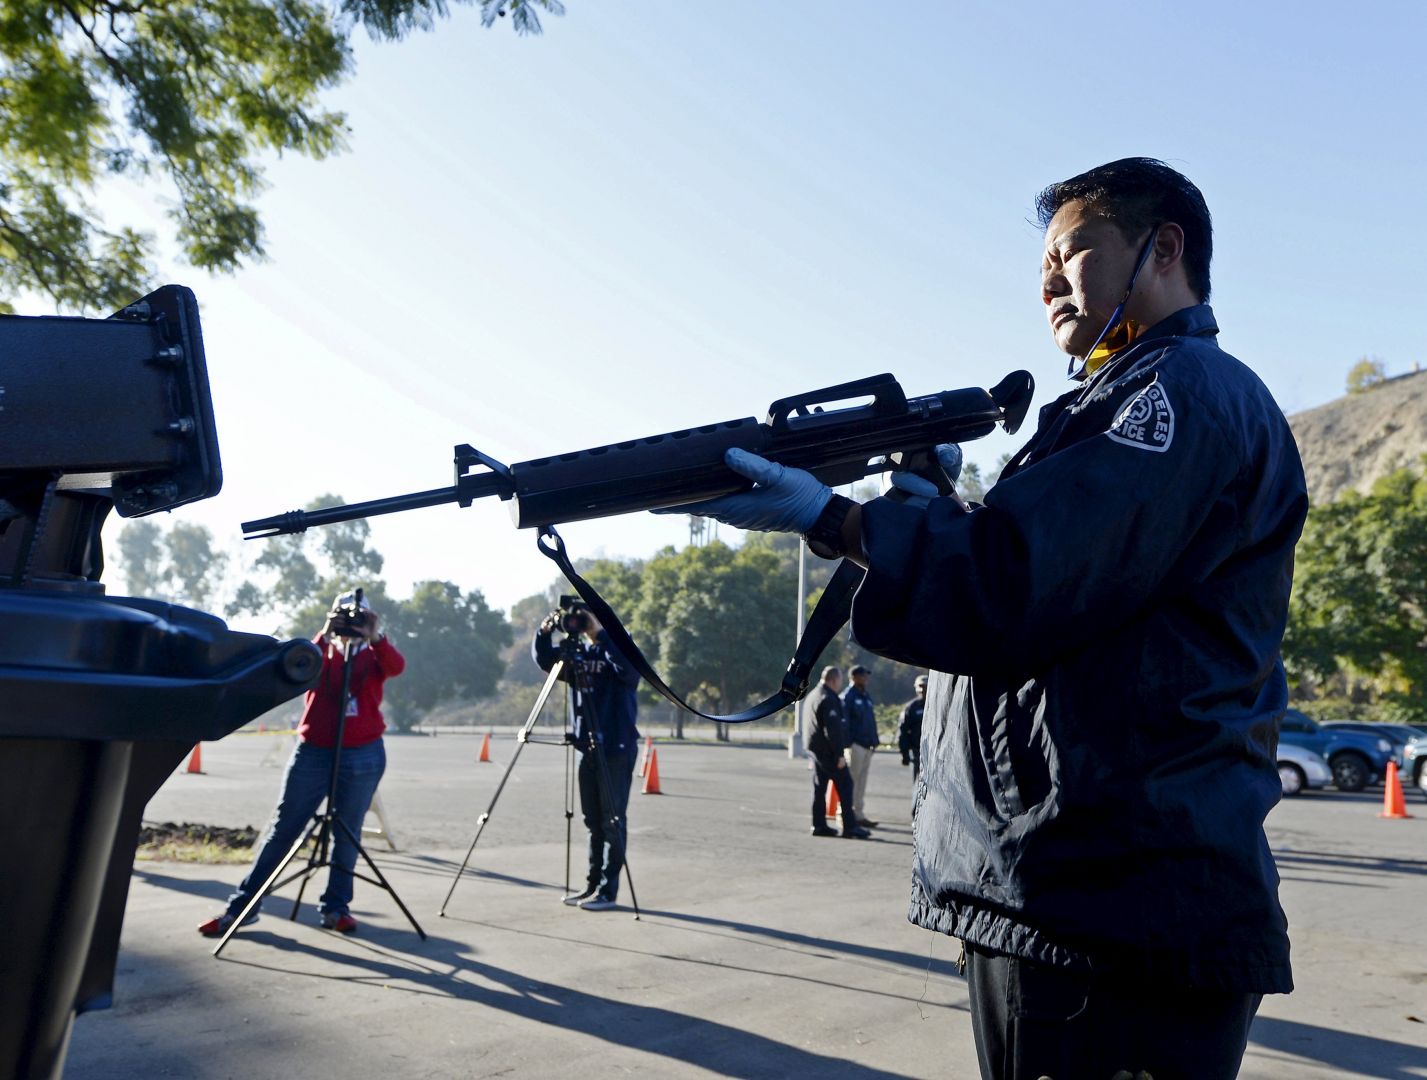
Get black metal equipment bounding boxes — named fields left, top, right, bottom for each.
left=0, top=286, right=321, bottom=1080
left=440, top=632, right=640, bottom=919
left=242, top=370, right=1035, bottom=538
left=212, top=588, right=427, bottom=955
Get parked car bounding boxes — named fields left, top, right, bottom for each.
left=1276, top=742, right=1332, bottom=796
left=1403, top=736, right=1427, bottom=792
left=1322, top=721, right=1413, bottom=766
left=1279, top=710, right=1395, bottom=792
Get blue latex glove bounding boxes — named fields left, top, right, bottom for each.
left=887, top=444, right=964, bottom=507
left=654, top=447, right=832, bottom=533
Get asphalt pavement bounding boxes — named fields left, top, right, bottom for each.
left=62, top=731, right=1427, bottom=1079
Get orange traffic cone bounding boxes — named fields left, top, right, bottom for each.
left=1379, top=762, right=1413, bottom=819
left=639, top=735, right=653, bottom=777
left=642, top=748, right=663, bottom=794
left=478, top=732, right=492, bottom=763
left=826, top=781, right=840, bottom=820
left=185, top=744, right=204, bottom=775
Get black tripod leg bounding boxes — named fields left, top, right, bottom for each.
left=564, top=738, right=575, bottom=896
left=329, top=814, right=426, bottom=939
left=213, top=814, right=323, bottom=958
left=289, top=816, right=330, bottom=920
left=439, top=659, right=566, bottom=916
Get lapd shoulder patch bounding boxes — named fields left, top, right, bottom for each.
left=1105, top=382, right=1175, bottom=453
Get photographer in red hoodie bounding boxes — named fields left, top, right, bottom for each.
left=198, top=590, right=404, bottom=937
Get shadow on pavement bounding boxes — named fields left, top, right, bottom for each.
left=1272, top=849, right=1427, bottom=879
left=639, top=908, right=960, bottom=977
left=219, top=929, right=925, bottom=1079
left=132, top=866, right=233, bottom=901
left=1250, top=1014, right=1427, bottom=1078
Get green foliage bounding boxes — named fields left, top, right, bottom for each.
left=382, top=580, right=512, bottom=730
left=633, top=540, right=795, bottom=717
left=1345, top=356, right=1387, bottom=394
left=0, top=0, right=566, bottom=311
left=115, top=517, right=226, bottom=605
left=1284, top=460, right=1427, bottom=708
left=227, top=494, right=376, bottom=627
left=115, top=517, right=164, bottom=595
left=112, top=495, right=512, bottom=730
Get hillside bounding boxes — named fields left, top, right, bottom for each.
left=1287, top=369, right=1427, bottom=506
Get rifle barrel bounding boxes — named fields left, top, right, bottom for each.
left=242, top=483, right=472, bottom=538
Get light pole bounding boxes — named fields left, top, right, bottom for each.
left=789, top=540, right=806, bottom=758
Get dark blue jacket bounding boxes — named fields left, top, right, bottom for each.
left=842, top=685, right=879, bottom=748
left=852, top=306, right=1305, bottom=993
left=533, top=629, right=640, bottom=753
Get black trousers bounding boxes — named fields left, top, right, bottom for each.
left=577, top=746, right=636, bottom=901
left=964, top=943, right=1261, bottom=1080
left=811, top=759, right=856, bottom=832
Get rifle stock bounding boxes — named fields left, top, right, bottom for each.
left=242, top=370, right=1034, bottom=539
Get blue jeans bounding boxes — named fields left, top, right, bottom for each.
left=226, top=739, right=386, bottom=919
left=578, top=745, right=636, bottom=901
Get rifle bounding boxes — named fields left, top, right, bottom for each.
left=243, top=369, right=1034, bottom=723
left=242, top=370, right=1034, bottom=539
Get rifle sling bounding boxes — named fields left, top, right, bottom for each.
left=537, top=526, right=865, bottom=724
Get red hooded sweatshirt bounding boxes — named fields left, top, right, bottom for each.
left=297, top=634, right=406, bottom=748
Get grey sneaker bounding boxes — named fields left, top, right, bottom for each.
left=578, top=894, right=617, bottom=911
left=562, top=888, right=596, bottom=907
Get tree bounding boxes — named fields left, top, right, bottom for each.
left=164, top=521, right=228, bottom=609
left=1346, top=357, right=1387, bottom=394
left=0, top=0, right=566, bottom=312
left=227, top=493, right=381, bottom=629
left=383, top=580, right=512, bottom=730
left=634, top=541, right=796, bottom=737
left=114, top=517, right=226, bottom=605
left=115, top=517, right=164, bottom=595
left=1283, top=461, right=1427, bottom=722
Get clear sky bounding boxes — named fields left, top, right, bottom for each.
left=94, top=1, right=1427, bottom=625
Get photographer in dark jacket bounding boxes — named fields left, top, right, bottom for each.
left=534, top=602, right=640, bottom=911
left=804, top=666, right=870, bottom=839
left=670, top=159, right=1306, bottom=1079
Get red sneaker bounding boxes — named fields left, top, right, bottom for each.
left=196, top=911, right=256, bottom=937
left=321, top=912, right=358, bottom=934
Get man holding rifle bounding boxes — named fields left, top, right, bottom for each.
left=674, top=159, right=1306, bottom=1079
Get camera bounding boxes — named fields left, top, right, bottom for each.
left=557, top=595, right=591, bottom=636
left=327, top=588, right=370, bottom=638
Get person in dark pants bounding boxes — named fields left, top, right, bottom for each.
left=897, top=674, right=927, bottom=781
left=671, top=158, right=1305, bottom=1078
left=534, top=603, right=640, bottom=911
left=804, top=666, right=870, bottom=839
left=841, top=665, right=880, bottom=827
left=198, top=591, right=404, bottom=938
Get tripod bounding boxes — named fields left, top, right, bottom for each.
left=214, top=632, right=427, bottom=956
left=439, top=635, right=640, bottom=918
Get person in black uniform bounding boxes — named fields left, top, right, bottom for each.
left=803, top=666, right=870, bottom=839
left=534, top=603, right=640, bottom=911
left=670, top=158, right=1306, bottom=1079
left=897, top=674, right=927, bottom=781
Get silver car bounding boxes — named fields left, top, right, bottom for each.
left=1277, top=741, right=1332, bottom=796
left=1404, top=737, right=1426, bottom=791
